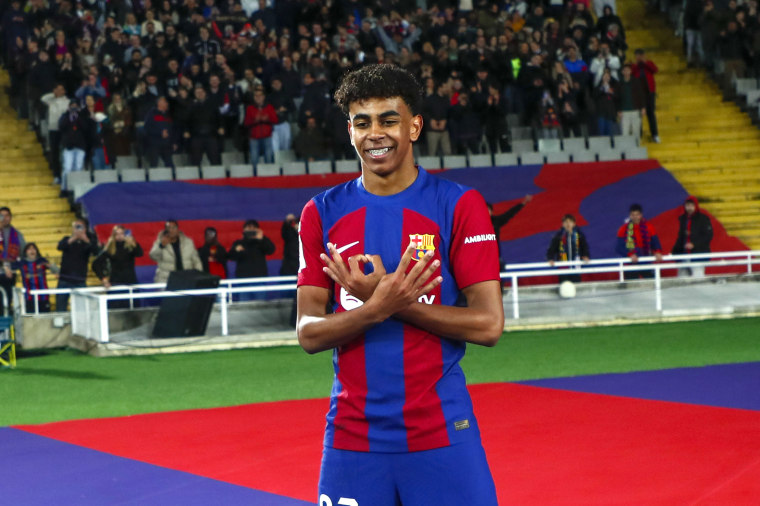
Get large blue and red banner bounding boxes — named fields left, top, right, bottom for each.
left=78, top=161, right=748, bottom=284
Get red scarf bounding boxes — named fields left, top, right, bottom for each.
left=0, top=227, right=21, bottom=260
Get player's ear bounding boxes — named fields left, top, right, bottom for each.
left=347, top=119, right=354, bottom=145
left=409, top=114, right=423, bottom=142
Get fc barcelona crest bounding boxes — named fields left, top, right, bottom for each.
left=409, top=234, right=435, bottom=261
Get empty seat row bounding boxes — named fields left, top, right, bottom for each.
left=67, top=146, right=649, bottom=196
left=509, top=135, right=640, bottom=154
left=421, top=146, right=648, bottom=169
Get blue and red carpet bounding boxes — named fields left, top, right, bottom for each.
left=5, top=361, right=760, bottom=504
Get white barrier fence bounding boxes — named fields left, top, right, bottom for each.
left=16, top=250, right=759, bottom=343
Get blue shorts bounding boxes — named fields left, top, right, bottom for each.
left=318, top=442, right=498, bottom=506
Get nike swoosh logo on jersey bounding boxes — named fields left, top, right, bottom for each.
left=335, top=241, right=360, bottom=254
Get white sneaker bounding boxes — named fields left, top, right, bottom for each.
left=53, top=177, right=60, bottom=184
left=653, top=136, right=661, bottom=144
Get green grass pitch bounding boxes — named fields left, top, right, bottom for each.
left=1, top=318, right=758, bottom=426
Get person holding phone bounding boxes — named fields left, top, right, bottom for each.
left=56, top=218, right=100, bottom=311
left=228, top=220, right=275, bottom=300
left=92, top=226, right=144, bottom=307
left=149, top=220, right=203, bottom=283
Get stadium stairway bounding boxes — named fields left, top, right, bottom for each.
left=0, top=71, right=96, bottom=300
left=619, top=0, right=760, bottom=250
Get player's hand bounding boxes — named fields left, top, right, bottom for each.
left=321, top=242, right=383, bottom=301
left=630, top=254, right=639, bottom=263
left=365, top=245, right=442, bottom=319
left=654, top=252, right=663, bottom=262
left=548, top=260, right=555, bottom=267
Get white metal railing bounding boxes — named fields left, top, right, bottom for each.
left=501, top=250, right=759, bottom=319
left=15, top=250, right=760, bottom=339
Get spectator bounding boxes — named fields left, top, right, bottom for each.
left=423, top=80, right=452, bottom=156
left=90, top=112, right=114, bottom=170
left=58, top=100, right=91, bottom=193
left=483, top=84, right=510, bottom=153
left=267, top=77, right=294, bottom=152
left=40, top=83, right=70, bottom=183
left=683, top=0, right=705, bottom=67
left=279, top=214, right=299, bottom=276
left=672, top=196, right=713, bottom=278
left=243, top=87, right=278, bottom=165
left=449, top=92, right=482, bottom=154
left=228, top=219, right=275, bottom=300
left=615, top=203, right=663, bottom=280
left=632, top=48, right=659, bottom=143
left=293, top=115, right=328, bottom=161
left=74, top=73, right=106, bottom=108
left=546, top=214, right=590, bottom=283
left=0, top=207, right=26, bottom=307
left=143, top=96, right=175, bottom=168
left=197, top=227, right=228, bottom=279
left=149, top=220, right=203, bottom=284
left=589, top=41, right=621, bottom=87
left=56, top=218, right=100, bottom=311
left=488, top=195, right=532, bottom=269
left=593, top=68, right=620, bottom=136
left=617, top=64, right=646, bottom=138
left=556, top=77, right=583, bottom=138
left=184, top=86, right=224, bottom=166
left=106, top=92, right=134, bottom=158
left=9, top=243, right=58, bottom=314
left=91, top=226, right=143, bottom=308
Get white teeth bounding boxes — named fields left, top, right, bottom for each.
left=368, top=148, right=390, bottom=156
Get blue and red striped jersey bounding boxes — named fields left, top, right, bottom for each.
left=298, top=167, right=500, bottom=453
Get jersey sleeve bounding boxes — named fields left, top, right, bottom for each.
left=297, top=199, right=331, bottom=289
left=449, top=189, right=501, bottom=290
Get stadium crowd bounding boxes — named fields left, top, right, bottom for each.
left=0, top=0, right=663, bottom=182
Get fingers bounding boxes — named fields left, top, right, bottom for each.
left=394, top=244, right=415, bottom=278
left=367, top=254, right=386, bottom=276
left=417, top=275, right=443, bottom=297
left=412, top=254, right=440, bottom=291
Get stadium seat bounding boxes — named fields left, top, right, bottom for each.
left=256, top=163, right=281, bottom=176
left=93, top=170, right=119, bottom=184
left=229, top=164, right=254, bottom=178
left=172, top=153, right=189, bottom=167
left=588, top=136, right=612, bottom=152
left=624, top=146, right=649, bottom=160
left=537, top=138, right=561, bottom=153
left=282, top=161, right=307, bottom=175
left=221, top=151, right=245, bottom=166
left=66, top=170, right=92, bottom=190
left=442, top=154, right=467, bottom=169
left=596, top=149, right=623, bottom=162
left=571, top=151, right=596, bottom=163
left=468, top=153, right=493, bottom=167
left=417, top=155, right=442, bottom=169
left=335, top=159, right=360, bottom=173
left=175, top=166, right=201, bottom=180
left=493, top=153, right=519, bottom=166
left=511, top=139, right=535, bottom=153
left=120, top=168, right=146, bottom=182
left=148, top=167, right=173, bottom=181
left=520, top=152, right=545, bottom=165
left=510, top=126, right=532, bottom=140
left=308, top=160, right=333, bottom=174
left=115, top=155, right=139, bottom=169
left=613, top=135, right=638, bottom=150
left=201, top=165, right=227, bottom=179
left=274, top=149, right=297, bottom=164
left=545, top=152, right=570, bottom=164
left=73, top=182, right=97, bottom=200
left=562, top=138, right=587, bottom=152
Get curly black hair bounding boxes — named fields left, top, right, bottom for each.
left=334, top=64, right=423, bottom=117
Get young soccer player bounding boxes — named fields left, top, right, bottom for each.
left=296, top=64, right=504, bottom=506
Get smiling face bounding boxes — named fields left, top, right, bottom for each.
left=347, top=96, right=422, bottom=180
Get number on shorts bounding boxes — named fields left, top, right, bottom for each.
left=319, top=494, right=358, bottom=506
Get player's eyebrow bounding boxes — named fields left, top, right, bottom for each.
left=351, top=110, right=401, bottom=122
